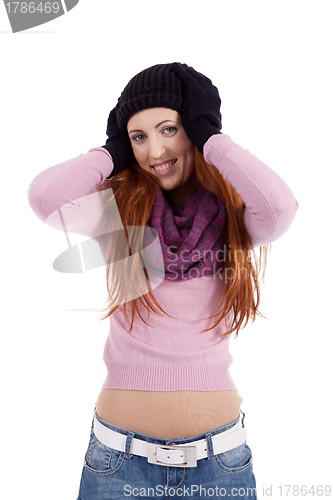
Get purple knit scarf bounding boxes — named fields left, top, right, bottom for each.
left=147, top=186, right=226, bottom=281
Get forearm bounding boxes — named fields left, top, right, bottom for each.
left=26, top=147, right=123, bottom=240
left=203, top=134, right=299, bottom=247
left=27, top=147, right=114, bottom=223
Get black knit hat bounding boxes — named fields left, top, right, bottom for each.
left=115, top=64, right=183, bottom=131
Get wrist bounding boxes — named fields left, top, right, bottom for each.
left=203, top=134, right=232, bottom=164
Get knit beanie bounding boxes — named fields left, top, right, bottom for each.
left=115, top=64, right=183, bottom=131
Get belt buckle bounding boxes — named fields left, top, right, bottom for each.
left=147, top=443, right=197, bottom=468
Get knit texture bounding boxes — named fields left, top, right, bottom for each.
left=148, top=186, right=226, bottom=280
left=170, top=63, right=222, bottom=153
left=115, top=64, right=183, bottom=131
left=27, top=134, right=298, bottom=391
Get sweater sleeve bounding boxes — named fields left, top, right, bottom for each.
left=27, top=147, right=123, bottom=238
left=203, top=134, right=299, bottom=247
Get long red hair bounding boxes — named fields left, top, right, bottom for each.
left=98, top=148, right=270, bottom=336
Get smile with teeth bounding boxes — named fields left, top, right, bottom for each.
left=152, top=159, right=177, bottom=171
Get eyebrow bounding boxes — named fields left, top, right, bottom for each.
left=128, top=119, right=177, bottom=135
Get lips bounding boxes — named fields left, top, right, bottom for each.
left=151, top=159, right=177, bottom=172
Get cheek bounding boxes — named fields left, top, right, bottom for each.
left=174, top=134, right=194, bottom=161
left=182, top=145, right=195, bottom=171
left=131, top=146, right=145, bottom=166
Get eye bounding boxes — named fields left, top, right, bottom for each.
left=132, top=134, right=146, bottom=142
left=162, top=126, right=177, bottom=135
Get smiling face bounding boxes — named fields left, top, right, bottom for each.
left=127, top=108, right=198, bottom=209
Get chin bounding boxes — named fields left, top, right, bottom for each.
left=159, top=181, right=179, bottom=192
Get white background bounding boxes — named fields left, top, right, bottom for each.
left=1, top=0, right=332, bottom=498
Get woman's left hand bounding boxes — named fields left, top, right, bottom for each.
left=171, top=63, right=222, bottom=154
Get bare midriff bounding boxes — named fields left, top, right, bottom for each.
left=95, top=388, right=243, bottom=439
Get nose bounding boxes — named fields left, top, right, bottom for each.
left=148, top=135, right=166, bottom=160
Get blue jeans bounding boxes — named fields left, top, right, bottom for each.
left=76, top=409, right=257, bottom=499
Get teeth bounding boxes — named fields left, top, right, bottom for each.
left=153, top=160, right=176, bottom=171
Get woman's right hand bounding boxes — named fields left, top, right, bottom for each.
left=102, top=107, right=133, bottom=178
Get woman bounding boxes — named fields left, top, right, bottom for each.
left=28, top=63, right=298, bottom=499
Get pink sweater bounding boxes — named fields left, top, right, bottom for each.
left=27, top=134, right=298, bottom=391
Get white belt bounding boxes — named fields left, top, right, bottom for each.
left=93, top=412, right=247, bottom=468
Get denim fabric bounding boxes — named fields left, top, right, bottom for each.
left=76, top=409, right=257, bottom=499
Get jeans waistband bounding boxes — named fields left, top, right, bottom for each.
left=93, top=407, right=245, bottom=446
left=92, top=408, right=247, bottom=466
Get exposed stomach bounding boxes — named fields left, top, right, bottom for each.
left=95, top=388, right=243, bottom=439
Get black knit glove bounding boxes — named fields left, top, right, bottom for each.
left=170, top=63, right=222, bottom=154
left=101, top=107, right=133, bottom=179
